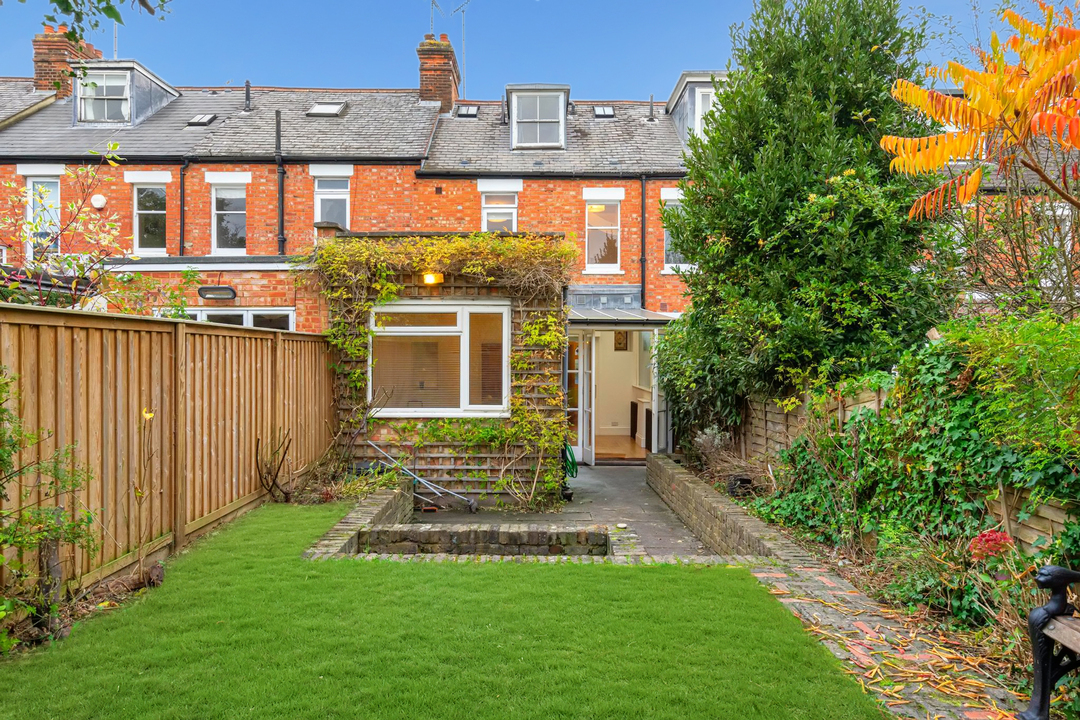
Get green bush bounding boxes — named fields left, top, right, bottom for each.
left=755, top=312, right=1080, bottom=635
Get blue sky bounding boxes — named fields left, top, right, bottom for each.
left=0, top=0, right=1000, bottom=100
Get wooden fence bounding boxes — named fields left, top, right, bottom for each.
left=736, top=388, right=1076, bottom=550
left=0, top=304, right=336, bottom=589
left=737, top=388, right=887, bottom=462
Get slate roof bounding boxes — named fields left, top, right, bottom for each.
left=421, top=101, right=686, bottom=177
left=190, top=90, right=439, bottom=159
left=0, top=78, right=53, bottom=125
left=0, top=87, right=440, bottom=160
left=0, top=89, right=245, bottom=159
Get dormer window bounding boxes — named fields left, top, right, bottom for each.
left=78, top=71, right=130, bottom=122
left=512, top=92, right=564, bottom=149
left=694, top=87, right=716, bottom=136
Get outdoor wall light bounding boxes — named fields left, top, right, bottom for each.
left=197, top=285, right=237, bottom=300
left=422, top=272, right=444, bottom=285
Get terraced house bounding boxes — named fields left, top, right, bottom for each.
left=0, top=27, right=720, bottom=464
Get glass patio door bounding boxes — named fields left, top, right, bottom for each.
left=581, top=331, right=595, bottom=465
left=566, top=334, right=582, bottom=460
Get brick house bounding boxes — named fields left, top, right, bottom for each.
left=0, top=28, right=722, bottom=465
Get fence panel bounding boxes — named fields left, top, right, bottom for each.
left=0, top=305, right=335, bottom=590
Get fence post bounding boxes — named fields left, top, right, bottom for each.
left=172, top=322, right=188, bottom=550
left=271, top=331, right=283, bottom=435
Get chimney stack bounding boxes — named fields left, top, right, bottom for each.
left=417, top=33, right=460, bottom=113
left=33, top=25, right=103, bottom=99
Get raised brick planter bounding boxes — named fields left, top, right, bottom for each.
left=355, top=523, right=608, bottom=555
left=303, top=477, right=413, bottom=558
left=646, top=454, right=813, bottom=565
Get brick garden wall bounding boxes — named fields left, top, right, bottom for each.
left=646, top=453, right=809, bottom=562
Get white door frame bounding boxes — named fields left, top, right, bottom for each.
left=581, top=330, right=596, bottom=466
left=567, top=332, right=583, bottom=461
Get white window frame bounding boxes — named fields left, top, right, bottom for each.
left=24, top=176, right=62, bottom=259
left=368, top=301, right=512, bottom=418
left=132, top=184, right=168, bottom=256
left=660, top=188, right=696, bottom=274
left=185, top=308, right=295, bottom=331
left=211, top=185, right=247, bottom=256
left=694, top=86, right=716, bottom=137
left=583, top=200, right=622, bottom=274
left=313, top=176, right=350, bottom=230
left=481, top=192, right=517, bottom=232
left=77, top=71, right=131, bottom=124
left=511, top=92, right=565, bottom=149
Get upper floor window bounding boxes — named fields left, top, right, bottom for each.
left=585, top=202, right=620, bottom=271
left=512, top=92, right=564, bottom=149
left=694, top=87, right=716, bottom=136
left=134, top=186, right=167, bottom=254
left=482, top=193, right=517, bottom=232
left=663, top=200, right=688, bottom=271
left=314, top=177, right=350, bottom=229
left=78, top=72, right=130, bottom=123
left=26, top=178, right=61, bottom=258
left=212, top=186, right=247, bottom=255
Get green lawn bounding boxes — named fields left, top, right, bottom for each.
left=0, top=503, right=883, bottom=720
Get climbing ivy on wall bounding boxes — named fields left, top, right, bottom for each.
left=300, top=232, right=577, bottom=506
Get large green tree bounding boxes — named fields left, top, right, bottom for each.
left=658, top=0, right=959, bottom=436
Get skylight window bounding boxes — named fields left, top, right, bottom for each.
left=307, top=102, right=347, bottom=117
left=188, top=114, right=217, bottom=126
left=457, top=105, right=479, bottom=118
left=593, top=106, right=615, bottom=118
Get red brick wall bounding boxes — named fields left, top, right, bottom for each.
left=0, top=159, right=689, bottom=318
left=143, top=270, right=327, bottom=333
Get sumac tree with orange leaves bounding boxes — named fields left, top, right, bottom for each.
left=883, top=1, right=1080, bottom=316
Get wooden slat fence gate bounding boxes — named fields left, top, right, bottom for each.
left=0, top=305, right=336, bottom=590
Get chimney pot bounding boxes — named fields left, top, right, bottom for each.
left=439, top=33, right=449, bottom=42
left=424, top=33, right=435, bottom=41
left=57, top=24, right=68, bottom=33
left=43, top=24, right=55, bottom=33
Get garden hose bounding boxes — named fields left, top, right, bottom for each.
left=563, top=442, right=578, bottom=479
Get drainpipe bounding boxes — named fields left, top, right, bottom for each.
left=275, top=110, right=286, bottom=255
left=640, top=175, right=647, bottom=310
left=178, top=157, right=190, bottom=256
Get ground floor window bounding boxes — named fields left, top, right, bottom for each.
left=369, top=302, right=510, bottom=417
left=185, top=308, right=294, bottom=331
